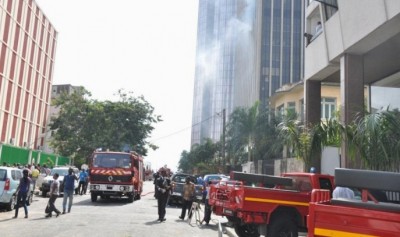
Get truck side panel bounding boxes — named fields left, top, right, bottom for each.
left=308, top=202, right=400, bottom=237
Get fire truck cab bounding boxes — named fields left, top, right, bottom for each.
left=88, top=151, right=143, bottom=203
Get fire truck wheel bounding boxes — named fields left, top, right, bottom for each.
left=267, top=216, right=298, bottom=237
left=91, top=193, right=98, bottom=202
left=127, top=194, right=134, bottom=203
left=234, top=223, right=260, bottom=237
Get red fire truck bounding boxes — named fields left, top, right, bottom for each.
left=308, top=168, right=400, bottom=237
left=88, top=150, right=143, bottom=203
left=209, top=171, right=334, bottom=237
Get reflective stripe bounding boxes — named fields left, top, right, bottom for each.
left=314, top=227, right=378, bottom=237
left=244, top=197, right=309, bottom=207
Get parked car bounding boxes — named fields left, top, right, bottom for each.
left=0, top=166, right=34, bottom=211
left=168, top=173, right=203, bottom=205
left=203, top=174, right=229, bottom=184
left=202, top=174, right=229, bottom=202
left=40, top=166, right=79, bottom=197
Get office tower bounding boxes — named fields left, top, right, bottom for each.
left=0, top=0, right=58, bottom=149
left=191, top=0, right=304, bottom=146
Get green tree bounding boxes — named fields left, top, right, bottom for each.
left=277, top=111, right=322, bottom=172
left=225, top=102, right=282, bottom=165
left=177, top=138, right=219, bottom=174
left=50, top=88, right=161, bottom=166
left=351, top=109, right=400, bottom=171
left=225, top=102, right=259, bottom=164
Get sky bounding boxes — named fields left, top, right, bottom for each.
left=35, top=0, right=199, bottom=172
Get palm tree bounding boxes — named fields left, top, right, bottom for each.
left=226, top=102, right=259, bottom=164
left=277, top=110, right=325, bottom=172
left=351, top=109, right=400, bottom=171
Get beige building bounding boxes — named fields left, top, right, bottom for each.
left=269, top=81, right=341, bottom=122
left=304, top=0, right=400, bottom=168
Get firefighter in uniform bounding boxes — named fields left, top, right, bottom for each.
left=155, top=168, right=171, bottom=222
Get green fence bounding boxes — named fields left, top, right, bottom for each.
left=0, top=144, right=70, bottom=167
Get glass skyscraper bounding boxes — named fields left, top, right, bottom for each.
left=191, top=0, right=304, bottom=146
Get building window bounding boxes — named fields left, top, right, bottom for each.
left=277, top=104, right=285, bottom=118
left=321, top=97, right=336, bottom=119
left=287, top=102, right=296, bottom=115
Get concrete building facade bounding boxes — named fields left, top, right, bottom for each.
left=304, top=0, right=400, bottom=168
left=0, top=0, right=57, bottom=150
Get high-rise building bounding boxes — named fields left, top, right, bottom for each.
left=191, top=0, right=304, bottom=146
left=0, top=0, right=58, bottom=150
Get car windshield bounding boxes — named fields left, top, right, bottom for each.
left=93, top=153, right=131, bottom=168
left=205, top=175, right=225, bottom=182
left=173, top=175, right=197, bottom=184
left=50, top=169, right=69, bottom=176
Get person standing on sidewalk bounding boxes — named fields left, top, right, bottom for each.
left=13, top=169, right=31, bottom=218
left=179, top=176, right=195, bottom=220
left=201, top=181, right=212, bottom=225
left=78, top=169, right=88, bottom=195
left=30, top=165, right=39, bottom=194
left=62, top=168, right=78, bottom=214
left=45, top=173, right=61, bottom=218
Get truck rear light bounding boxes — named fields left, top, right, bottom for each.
left=4, top=178, right=10, bottom=191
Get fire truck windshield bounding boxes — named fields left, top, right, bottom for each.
left=93, top=153, right=131, bottom=168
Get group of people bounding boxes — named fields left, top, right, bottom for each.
left=153, top=169, right=213, bottom=225
left=12, top=167, right=88, bottom=219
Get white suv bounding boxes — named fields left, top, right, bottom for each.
left=0, top=167, right=34, bottom=211
left=40, top=167, right=79, bottom=197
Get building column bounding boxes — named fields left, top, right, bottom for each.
left=305, top=80, right=321, bottom=125
left=340, top=54, right=364, bottom=168
left=305, top=80, right=321, bottom=172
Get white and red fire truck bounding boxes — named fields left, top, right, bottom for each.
left=88, top=150, right=143, bottom=202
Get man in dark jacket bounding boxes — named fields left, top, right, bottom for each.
left=153, top=171, right=160, bottom=199
left=155, top=168, right=171, bottom=222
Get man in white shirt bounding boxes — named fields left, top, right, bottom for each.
left=45, top=173, right=61, bottom=218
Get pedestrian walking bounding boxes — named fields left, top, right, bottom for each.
left=178, top=176, right=195, bottom=220
left=155, top=168, right=171, bottom=222
left=62, top=168, right=78, bottom=214
left=45, top=173, right=61, bottom=218
left=13, top=169, right=31, bottom=218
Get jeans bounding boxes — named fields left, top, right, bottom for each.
left=180, top=199, right=193, bottom=219
left=15, top=192, right=28, bottom=217
left=62, top=189, right=74, bottom=212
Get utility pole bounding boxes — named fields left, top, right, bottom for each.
left=222, top=109, right=226, bottom=169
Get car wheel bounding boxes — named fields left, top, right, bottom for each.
left=267, top=216, right=298, bottom=237
left=127, top=193, right=134, bottom=203
left=234, top=223, right=260, bottom=237
left=91, top=193, right=97, bottom=202
left=6, top=195, right=17, bottom=211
